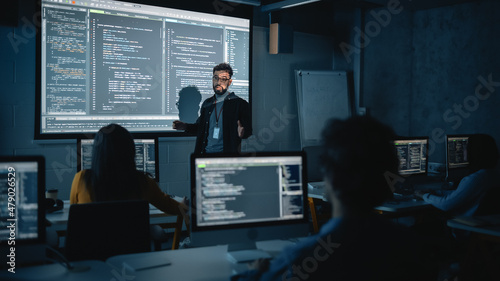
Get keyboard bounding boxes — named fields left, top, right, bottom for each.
left=391, top=193, right=420, bottom=202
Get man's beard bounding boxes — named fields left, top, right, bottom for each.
left=213, top=85, right=227, bottom=95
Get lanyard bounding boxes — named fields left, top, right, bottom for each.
left=214, top=101, right=223, bottom=127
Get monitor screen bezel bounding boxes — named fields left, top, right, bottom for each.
left=190, top=151, right=309, bottom=234
left=0, top=156, right=46, bottom=246
left=393, top=136, right=429, bottom=176
left=35, top=0, right=253, bottom=140
left=77, top=136, right=160, bottom=182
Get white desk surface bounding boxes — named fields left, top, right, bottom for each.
left=375, top=200, right=431, bottom=213
left=0, top=260, right=115, bottom=281
left=307, top=181, right=327, bottom=201
left=106, top=239, right=299, bottom=281
left=447, top=214, right=500, bottom=237
left=308, top=182, right=432, bottom=213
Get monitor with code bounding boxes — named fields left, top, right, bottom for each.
left=77, top=138, right=159, bottom=181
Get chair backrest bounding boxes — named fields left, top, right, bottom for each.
left=475, top=185, right=500, bottom=216
left=303, top=145, right=323, bottom=182
left=65, top=200, right=150, bottom=261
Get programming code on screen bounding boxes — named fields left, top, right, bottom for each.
left=447, top=137, right=469, bottom=168
left=40, top=0, right=250, bottom=134
left=79, top=139, right=157, bottom=179
left=194, top=157, right=304, bottom=227
left=394, top=139, right=428, bottom=175
left=0, top=162, right=39, bottom=241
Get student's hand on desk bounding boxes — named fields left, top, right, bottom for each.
left=180, top=196, right=189, bottom=207
left=414, top=190, right=427, bottom=199
left=248, top=258, right=270, bottom=272
left=178, top=197, right=191, bottom=231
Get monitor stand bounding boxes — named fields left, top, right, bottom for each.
left=226, top=242, right=271, bottom=263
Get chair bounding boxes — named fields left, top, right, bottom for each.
left=302, top=145, right=323, bottom=182
left=151, top=214, right=185, bottom=251
left=65, top=200, right=151, bottom=261
left=303, top=146, right=331, bottom=232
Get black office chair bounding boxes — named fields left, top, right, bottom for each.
left=65, top=200, right=151, bottom=261
left=302, top=145, right=323, bottom=182
left=302, top=145, right=332, bottom=232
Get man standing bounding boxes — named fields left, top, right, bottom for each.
left=173, top=63, right=252, bottom=154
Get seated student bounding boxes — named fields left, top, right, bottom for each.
left=70, top=123, right=188, bottom=217
left=415, top=134, right=499, bottom=216
left=233, top=116, right=425, bottom=281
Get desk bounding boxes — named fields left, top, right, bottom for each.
left=106, top=239, right=298, bottom=281
left=308, top=182, right=327, bottom=201
left=447, top=214, right=500, bottom=238
left=307, top=182, right=330, bottom=233
left=374, top=200, right=431, bottom=216
left=308, top=182, right=433, bottom=219
left=0, top=260, right=115, bottom=281
left=447, top=215, right=500, bottom=279
left=46, top=200, right=185, bottom=250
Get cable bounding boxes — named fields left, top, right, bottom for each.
left=45, top=245, right=91, bottom=272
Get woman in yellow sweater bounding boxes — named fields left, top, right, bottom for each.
left=69, top=123, right=188, bottom=217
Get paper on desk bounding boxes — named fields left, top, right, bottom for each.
left=122, top=256, right=171, bottom=271
left=452, top=215, right=500, bottom=227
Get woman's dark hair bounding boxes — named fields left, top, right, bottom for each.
left=213, top=62, right=233, bottom=77
left=320, top=116, right=399, bottom=212
left=467, top=134, right=499, bottom=173
left=83, top=124, right=141, bottom=201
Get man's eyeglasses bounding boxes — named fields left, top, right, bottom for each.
left=212, top=76, right=230, bottom=83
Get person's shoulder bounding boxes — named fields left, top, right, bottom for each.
left=136, top=171, right=158, bottom=186
left=474, top=168, right=500, bottom=184
left=227, top=92, right=248, bottom=103
left=464, top=168, right=495, bottom=182
left=200, top=96, right=215, bottom=109
left=74, top=169, right=88, bottom=178
left=202, top=95, right=215, bottom=103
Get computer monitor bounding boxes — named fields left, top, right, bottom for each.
left=0, top=156, right=46, bottom=267
left=446, top=135, right=470, bottom=182
left=77, top=138, right=159, bottom=181
left=190, top=152, right=309, bottom=262
left=394, top=137, right=429, bottom=176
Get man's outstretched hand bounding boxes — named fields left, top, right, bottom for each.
left=237, top=120, right=245, bottom=138
left=173, top=120, right=187, bottom=131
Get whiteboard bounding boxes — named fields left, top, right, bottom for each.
left=295, top=70, right=351, bottom=147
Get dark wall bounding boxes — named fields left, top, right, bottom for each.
left=363, top=0, right=500, bottom=163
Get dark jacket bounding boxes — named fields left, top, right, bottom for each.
left=186, top=92, right=252, bottom=154
left=233, top=216, right=430, bottom=281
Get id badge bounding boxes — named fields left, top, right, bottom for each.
left=213, top=127, right=220, bottom=139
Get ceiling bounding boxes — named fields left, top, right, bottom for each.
left=249, top=0, right=481, bottom=35
left=362, top=0, right=479, bottom=10
left=254, top=0, right=480, bottom=11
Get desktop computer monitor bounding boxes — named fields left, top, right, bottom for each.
left=394, top=137, right=429, bottom=176
left=446, top=135, right=470, bottom=182
left=190, top=152, right=309, bottom=262
left=0, top=156, right=46, bottom=266
left=77, top=138, right=159, bottom=181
